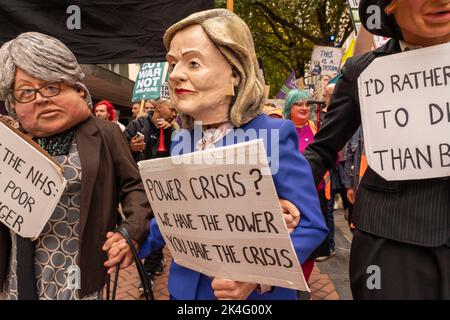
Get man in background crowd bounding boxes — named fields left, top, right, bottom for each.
left=124, top=98, right=177, bottom=293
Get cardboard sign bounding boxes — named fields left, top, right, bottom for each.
left=358, top=43, right=450, bottom=181
left=373, top=36, right=390, bottom=49
left=138, top=139, right=308, bottom=291
left=347, top=0, right=361, bottom=33
left=0, top=120, right=66, bottom=239
left=348, top=0, right=360, bottom=10
left=310, top=46, right=343, bottom=76
left=132, top=62, right=169, bottom=102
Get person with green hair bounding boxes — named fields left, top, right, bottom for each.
left=284, top=89, right=332, bottom=284
left=284, top=89, right=318, bottom=153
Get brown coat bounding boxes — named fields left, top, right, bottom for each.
left=0, top=116, right=152, bottom=297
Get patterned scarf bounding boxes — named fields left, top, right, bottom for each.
left=196, top=122, right=234, bottom=151
left=33, top=129, right=75, bottom=156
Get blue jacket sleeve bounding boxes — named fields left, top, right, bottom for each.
left=271, top=120, right=328, bottom=263
left=138, top=129, right=188, bottom=259
left=138, top=218, right=166, bottom=259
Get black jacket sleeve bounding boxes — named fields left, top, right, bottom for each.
left=124, top=118, right=146, bottom=162
left=304, top=55, right=371, bottom=185
left=124, top=119, right=139, bottom=143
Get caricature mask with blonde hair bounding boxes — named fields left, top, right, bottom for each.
left=164, top=9, right=265, bottom=129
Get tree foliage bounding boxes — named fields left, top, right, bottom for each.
left=215, top=0, right=353, bottom=96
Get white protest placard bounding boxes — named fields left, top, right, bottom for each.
left=358, top=42, right=450, bottom=181
left=0, top=120, right=66, bottom=239
left=310, top=46, right=343, bottom=76
left=347, top=0, right=361, bottom=32
left=138, top=139, right=308, bottom=291
left=348, top=0, right=360, bottom=9
left=373, top=36, right=390, bottom=49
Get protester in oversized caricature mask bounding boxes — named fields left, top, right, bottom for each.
left=166, top=13, right=301, bottom=229
left=131, top=9, right=327, bottom=301
left=360, top=0, right=450, bottom=47
left=302, top=0, right=450, bottom=299
left=0, top=37, right=92, bottom=138
left=0, top=32, right=150, bottom=300
left=165, top=11, right=301, bottom=225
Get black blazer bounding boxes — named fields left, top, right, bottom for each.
left=124, top=115, right=172, bottom=162
left=305, top=39, right=450, bottom=247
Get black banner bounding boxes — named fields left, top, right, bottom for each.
left=0, top=0, right=214, bottom=63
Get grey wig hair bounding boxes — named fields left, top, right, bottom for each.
left=0, top=32, right=92, bottom=112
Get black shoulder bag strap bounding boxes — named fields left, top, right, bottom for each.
left=105, top=226, right=154, bottom=300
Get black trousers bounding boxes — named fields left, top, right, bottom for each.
left=350, top=229, right=450, bottom=299
left=143, top=248, right=164, bottom=275
left=308, top=189, right=331, bottom=260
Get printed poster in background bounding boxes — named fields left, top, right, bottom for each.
left=347, top=0, right=362, bottom=33
left=310, top=46, right=343, bottom=76
left=138, top=139, right=309, bottom=291
left=132, top=62, right=169, bottom=102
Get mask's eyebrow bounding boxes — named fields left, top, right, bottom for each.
left=167, top=49, right=204, bottom=61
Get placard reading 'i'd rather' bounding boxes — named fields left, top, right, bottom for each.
left=358, top=42, right=450, bottom=181
left=138, top=139, right=308, bottom=292
left=0, top=120, right=66, bottom=240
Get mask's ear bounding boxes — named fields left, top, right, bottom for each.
left=384, top=1, right=397, bottom=15
left=76, top=87, right=85, bottom=97
left=232, top=70, right=241, bottom=87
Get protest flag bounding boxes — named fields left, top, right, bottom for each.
left=275, top=70, right=297, bottom=99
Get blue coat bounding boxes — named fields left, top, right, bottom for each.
left=139, top=114, right=328, bottom=300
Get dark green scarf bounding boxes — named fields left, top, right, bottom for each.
left=33, top=129, right=75, bottom=156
